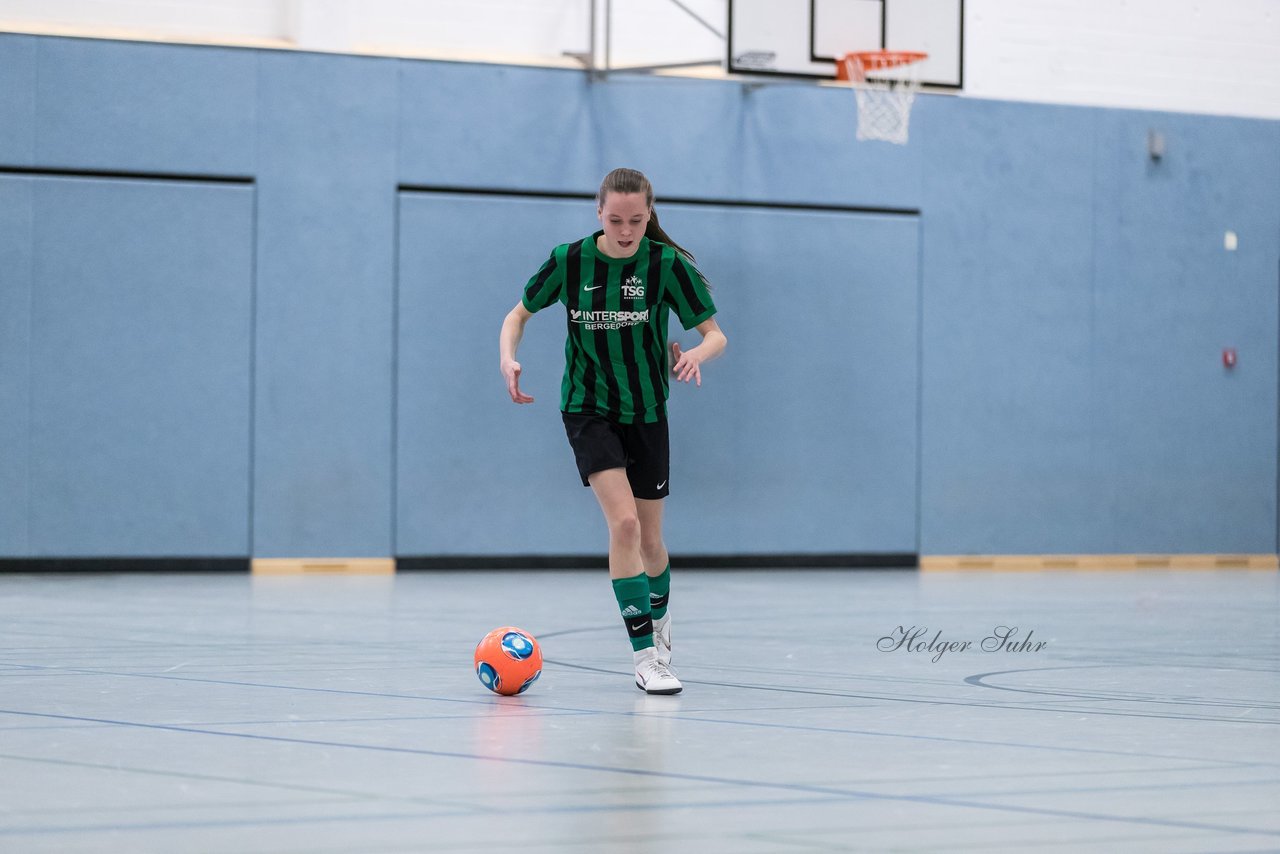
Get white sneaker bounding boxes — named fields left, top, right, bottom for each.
left=634, top=647, right=682, bottom=695
left=653, top=614, right=672, bottom=666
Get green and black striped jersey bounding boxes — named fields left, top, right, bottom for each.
left=522, top=231, right=717, bottom=424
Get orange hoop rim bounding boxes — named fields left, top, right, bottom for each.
left=836, top=50, right=928, bottom=81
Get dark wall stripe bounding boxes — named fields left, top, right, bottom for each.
left=397, top=554, right=918, bottom=570
left=0, top=165, right=253, bottom=185
left=0, top=555, right=917, bottom=571
left=397, top=184, right=919, bottom=217
left=0, top=558, right=250, bottom=572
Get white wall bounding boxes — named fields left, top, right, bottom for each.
left=965, top=0, right=1280, bottom=119
left=344, top=0, right=724, bottom=70
left=1, top=0, right=1278, bottom=118
left=0, top=0, right=726, bottom=70
left=299, top=0, right=589, bottom=64
left=0, top=0, right=289, bottom=46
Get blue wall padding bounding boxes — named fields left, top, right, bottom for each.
left=656, top=204, right=919, bottom=554
left=3, top=175, right=253, bottom=555
left=1, top=33, right=1277, bottom=559
left=919, top=98, right=1279, bottom=554
left=252, top=51, right=399, bottom=557
left=920, top=98, right=1102, bottom=553
left=0, top=36, right=36, bottom=165
left=1088, top=111, right=1278, bottom=552
left=396, top=193, right=602, bottom=555
left=32, top=37, right=256, bottom=175
left=397, top=195, right=919, bottom=554
left=0, top=177, right=34, bottom=551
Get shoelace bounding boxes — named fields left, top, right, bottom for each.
left=643, top=659, right=676, bottom=681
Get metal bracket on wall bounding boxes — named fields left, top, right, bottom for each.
left=566, top=0, right=725, bottom=80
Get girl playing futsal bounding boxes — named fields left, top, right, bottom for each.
left=498, top=168, right=727, bottom=694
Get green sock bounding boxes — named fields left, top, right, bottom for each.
left=611, top=573, right=653, bottom=652
left=648, top=564, right=670, bottom=621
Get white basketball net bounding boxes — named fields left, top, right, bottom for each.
left=841, top=52, right=926, bottom=145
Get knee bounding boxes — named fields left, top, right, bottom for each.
left=639, top=533, right=666, bottom=564
left=609, top=514, right=641, bottom=549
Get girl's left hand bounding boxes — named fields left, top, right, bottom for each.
left=670, top=342, right=704, bottom=386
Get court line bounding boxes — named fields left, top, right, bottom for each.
left=965, top=666, right=1280, bottom=711
left=0, top=751, right=496, bottom=816
left=6, top=659, right=1277, bottom=767
left=0, top=794, right=864, bottom=838
left=0, top=707, right=1275, bottom=839
left=548, top=659, right=1280, bottom=727
left=958, top=775, right=1280, bottom=800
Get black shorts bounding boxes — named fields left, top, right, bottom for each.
left=561, top=411, right=670, bottom=499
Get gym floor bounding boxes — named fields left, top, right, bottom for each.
left=1, top=567, right=1276, bottom=852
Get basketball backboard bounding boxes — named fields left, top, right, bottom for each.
left=729, top=0, right=963, bottom=89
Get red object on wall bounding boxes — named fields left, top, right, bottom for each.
left=1223, top=348, right=1237, bottom=368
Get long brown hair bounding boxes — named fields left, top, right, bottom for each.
left=596, top=167, right=694, bottom=261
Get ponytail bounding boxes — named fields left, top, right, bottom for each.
left=598, top=167, right=695, bottom=261
left=645, top=208, right=694, bottom=262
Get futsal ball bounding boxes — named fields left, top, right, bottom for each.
left=474, top=626, right=543, bottom=695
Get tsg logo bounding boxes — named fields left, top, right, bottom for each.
left=621, top=275, right=645, bottom=300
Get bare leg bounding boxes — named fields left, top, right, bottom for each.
left=636, top=497, right=668, bottom=577
left=588, top=468, right=642, bottom=580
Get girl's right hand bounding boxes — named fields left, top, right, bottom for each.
left=502, top=359, right=534, bottom=404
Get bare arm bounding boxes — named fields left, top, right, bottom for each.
left=500, top=302, right=535, bottom=404
left=671, top=317, right=727, bottom=387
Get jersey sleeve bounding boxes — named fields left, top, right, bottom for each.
left=663, top=252, right=717, bottom=330
left=521, top=249, right=565, bottom=313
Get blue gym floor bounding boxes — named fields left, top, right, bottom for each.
left=1, top=568, right=1277, bottom=852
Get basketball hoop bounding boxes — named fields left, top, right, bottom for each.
left=837, top=51, right=928, bottom=145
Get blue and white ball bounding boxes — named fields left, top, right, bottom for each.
left=474, top=626, right=544, bottom=696
left=502, top=631, right=535, bottom=660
